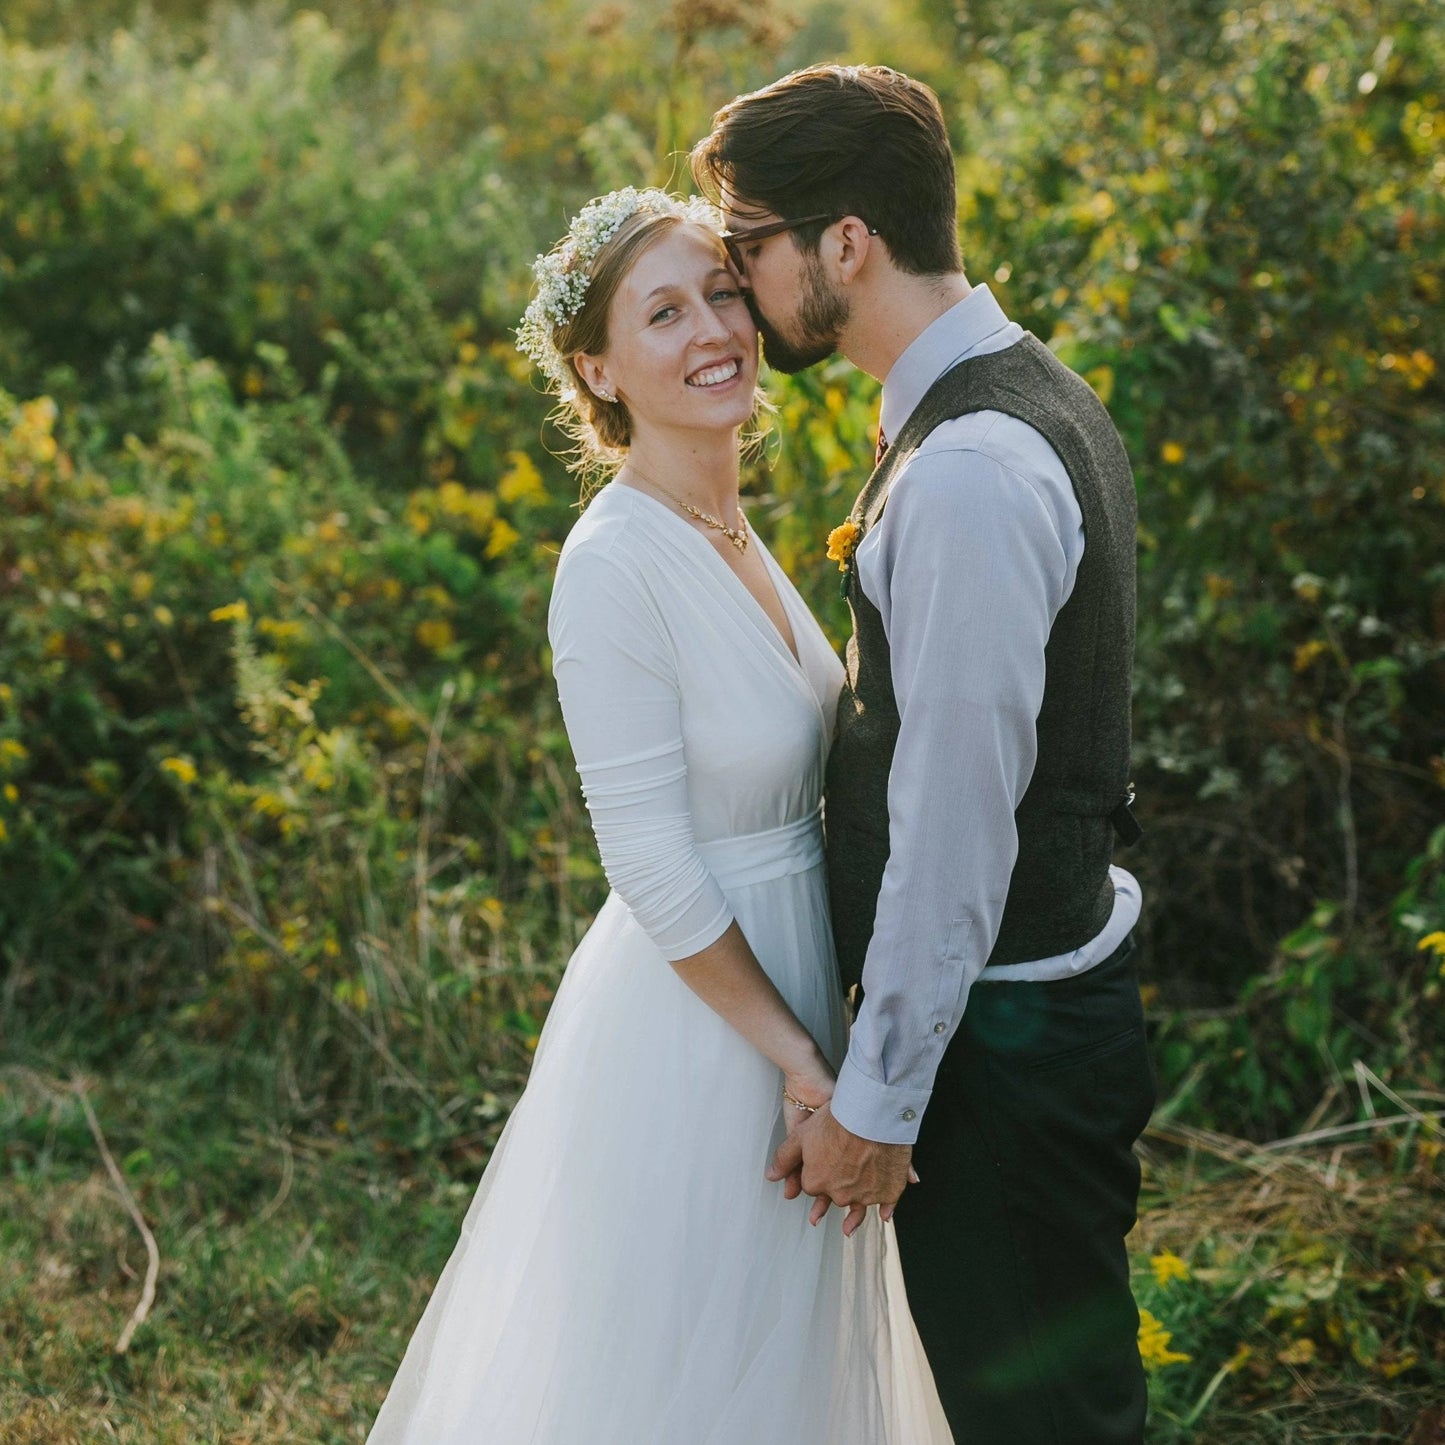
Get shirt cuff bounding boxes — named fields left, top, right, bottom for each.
left=829, top=1052, right=933, bottom=1145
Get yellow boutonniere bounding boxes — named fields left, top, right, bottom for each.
left=826, top=520, right=861, bottom=573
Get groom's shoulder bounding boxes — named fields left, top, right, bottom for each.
left=887, top=411, right=1077, bottom=553
left=911, top=409, right=1070, bottom=500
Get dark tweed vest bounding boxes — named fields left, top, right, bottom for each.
left=825, top=333, right=1139, bottom=991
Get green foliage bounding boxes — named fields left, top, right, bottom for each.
left=1, top=0, right=1440, bottom=1115
left=1, top=2, right=1443, bottom=1438
left=1129, top=1136, right=1444, bottom=1442
left=919, top=2, right=1445, bottom=999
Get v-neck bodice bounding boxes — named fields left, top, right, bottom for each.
left=618, top=483, right=804, bottom=671
left=548, top=482, right=844, bottom=859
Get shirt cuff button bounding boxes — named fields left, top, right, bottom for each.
left=933, top=1021, right=947, bottom=1034
left=901, top=1108, right=917, bottom=1122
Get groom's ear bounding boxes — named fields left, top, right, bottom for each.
left=829, top=216, right=877, bottom=285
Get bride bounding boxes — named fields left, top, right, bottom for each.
left=366, top=188, right=951, bottom=1444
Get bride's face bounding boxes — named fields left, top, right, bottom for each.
left=580, top=224, right=759, bottom=439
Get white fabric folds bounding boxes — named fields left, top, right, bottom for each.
left=366, top=483, right=952, bottom=1444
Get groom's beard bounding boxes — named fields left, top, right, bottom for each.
left=747, top=254, right=848, bottom=375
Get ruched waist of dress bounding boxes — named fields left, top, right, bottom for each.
left=695, top=811, right=824, bottom=890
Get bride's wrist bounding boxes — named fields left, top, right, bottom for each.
left=781, top=1050, right=835, bottom=1110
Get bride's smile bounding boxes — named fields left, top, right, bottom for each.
left=578, top=223, right=759, bottom=434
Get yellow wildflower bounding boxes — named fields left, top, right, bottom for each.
left=1149, top=1251, right=1191, bottom=1288
left=0, top=739, right=29, bottom=769
left=826, top=520, right=862, bottom=573
left=209, top=600, right=250, bottom=623
left=1137, top=1308, right=1191, bottom=1370
left=154, top=605, right=175, bottom=627
left=117, top=498, right=148, bottom=530
left=1417, top=931, right=1445, bottom=958
left=1378, top=1351, right=1419, bottom=1379
left=0, top=818, right=7, bottom=842
left=498, top=450, right=546, bottom=504
left=1085, top=366, right=1115, bottom=404
left=3, top=784, right=17, bottom=803
left=1277, top=1337, right=1317, bottom=1366
left=159, top=756, right=198, bottom=786
left=486, top=518, right=521, bottom=558
left=415, top=618, right=456, bottom=652
left=1160, top=441, right=1185, bottom=465
left=1293, top=639, right=1328, bottom=672
left=257, top=617, right=306, bottom=644
left=20, top=397, right=57, bottom=434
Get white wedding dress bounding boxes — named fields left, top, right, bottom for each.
left=367, top=482, right=953, bottom=1444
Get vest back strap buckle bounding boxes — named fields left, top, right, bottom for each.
left=1110, top=784, right=1143, bottom=846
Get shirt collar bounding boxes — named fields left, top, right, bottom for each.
left=878, top=285, right=1016, bottom=445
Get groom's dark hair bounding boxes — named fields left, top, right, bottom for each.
left=690, top=65, right=963, bottom=277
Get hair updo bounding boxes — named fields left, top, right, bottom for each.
left=545, top=210, right=699, bottom=475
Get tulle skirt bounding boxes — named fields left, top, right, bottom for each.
left=367, top=847, right=953, bottom=1444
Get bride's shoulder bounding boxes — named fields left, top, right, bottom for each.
left=559, top=482, right=654, bottom=560
left=552, top=486, right=659, bottom=614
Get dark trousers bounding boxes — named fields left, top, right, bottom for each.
left=891, top=935, right=1156, bottom=1445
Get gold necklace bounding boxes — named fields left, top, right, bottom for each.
left=629, top=472, right=749, bottom=554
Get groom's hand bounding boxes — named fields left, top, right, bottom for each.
left=767, top=1105, right=915, bottom=1237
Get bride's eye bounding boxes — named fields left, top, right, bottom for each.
left=649, top=305, right=678, bottom=324
left=711, top=286, right=741, bottom=303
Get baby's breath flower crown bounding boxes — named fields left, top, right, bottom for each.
left=515, top=187, right=719, bottom=392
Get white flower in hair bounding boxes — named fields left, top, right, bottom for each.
left=515, top=187, right=720, bottom=391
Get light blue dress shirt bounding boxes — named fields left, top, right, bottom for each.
left=828, top=286, right=1142, bottom=1146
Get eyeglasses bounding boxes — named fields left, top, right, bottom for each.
left=720, top=212, right=842, bottom=273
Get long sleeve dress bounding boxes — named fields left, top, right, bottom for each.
left=365, top=481, right=953, bottom=1445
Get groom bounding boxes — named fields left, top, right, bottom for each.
left=693, top=66, right=1155, bottom=1444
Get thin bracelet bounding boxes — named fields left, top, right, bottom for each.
left=782, top=1088, right=819, bottom=1114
